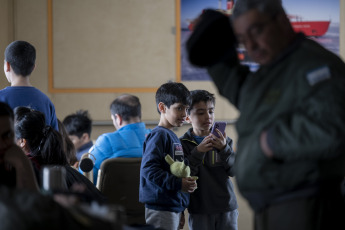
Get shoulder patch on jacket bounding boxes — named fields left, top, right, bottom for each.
left=306, top=66, right=331, bottom=86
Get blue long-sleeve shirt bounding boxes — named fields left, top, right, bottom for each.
left=0, top=86, right=58, bottom=130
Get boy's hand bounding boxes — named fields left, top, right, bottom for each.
left=210, top=130, right=227, bottom=151
left=196, top=135, right=214, bottom=153
left=181, top=177, right=197, bottom=193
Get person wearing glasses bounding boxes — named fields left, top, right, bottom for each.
left=186, top=0, right=345, bottom=229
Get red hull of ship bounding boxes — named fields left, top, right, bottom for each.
left=290, top=21, right=330, bottom=37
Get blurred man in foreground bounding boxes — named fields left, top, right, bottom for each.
left=187, top=0, right=345, bottom=229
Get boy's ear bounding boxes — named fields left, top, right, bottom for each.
left=115, top=114, right=123, bottom=125
left=18, top=138, right=30, bottom=152
left=81, top=133, right=89, bottom=142
left=158, top=102, right=166, bottom=114
left=4, top=61, right=11, bottom=72
left=18, top=138, right=26, bottom=148
left=186, top=116, right=192, bottom=124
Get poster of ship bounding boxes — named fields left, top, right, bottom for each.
left=180, top=0, right=340, bottom=81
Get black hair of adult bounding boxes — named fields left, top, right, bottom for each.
left=14, top=107, right=68, bottom=166
left=155, top=82, right=191, bottom=114
left=62, top=110, right=92, bottom=138
left=188, top=90, right=216, bottom=115
left=58, top=119, right=77, bottom=166
left=0, top=102, right=14, bottom=120
left=110, top=94, right=142, bottom=122
left=4, top=40, right=36, bottom=77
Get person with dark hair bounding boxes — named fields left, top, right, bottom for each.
left=0, top=104, right=117, bottom=229
left=187, top=0, right=345, bottom=229
left=14, top=106, right=106, bottom=202
left=1, top=40, right=58, bottom=130
left=58, top=119, right=78, bottom=168
left=0, top=102, right=38, bottom=191
left=139, top=82, right=197, bottom=230
left=180, top=90, right=238, bottom=230
left=86, top=94, right=150, bottom=184
left=15, top=107, right=68, bottom=169
left=63, top=110, right=93, bottom=161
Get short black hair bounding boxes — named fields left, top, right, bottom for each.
left=155, top=82, right=191, bottom=114
left=62, top=110, right=92, bottom=138
left=188, top=90, right=215, bottom=115
left=110, top=94, right=142, bottom=122
left=5, top=40, right=36, bottom=77
left=0, top=102, right=14, bottom=120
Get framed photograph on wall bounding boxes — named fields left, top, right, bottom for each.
left=179, top=0, right=231, bottom=81
left=283, top=0, right=340, bottom=54
left=178, top=0, right=340, bottom=81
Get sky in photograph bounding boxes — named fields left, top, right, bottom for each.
left=282, top=0, right=339, bottom=23
left=181, top=0, right=340, bottom=28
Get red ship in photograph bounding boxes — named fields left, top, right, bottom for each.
left=187, top=0, right=331, bottom=37
left=288, top=15, right=331, bottom=37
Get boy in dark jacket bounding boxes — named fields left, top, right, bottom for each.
left=180, top=90, right=238, bottom=230
left=139, top=82, right=197, bottom=230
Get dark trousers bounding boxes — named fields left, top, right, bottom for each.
left=255, top=185, right=345, bottom=230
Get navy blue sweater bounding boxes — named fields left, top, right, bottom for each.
left=0, top=86, right=58, bottom=130
left=139, top=126, right=189, bottom=212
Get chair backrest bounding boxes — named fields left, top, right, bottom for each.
left=96, top=157, right=145, bottom=225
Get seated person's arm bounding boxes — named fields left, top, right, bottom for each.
left=3, top=145, right=39, bottom=191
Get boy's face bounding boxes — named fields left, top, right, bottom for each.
left=187, top=101, right=215, bottom=134
left=68, top=134, right=85, bottom=151
left=159, top=102, right=189, bottom=129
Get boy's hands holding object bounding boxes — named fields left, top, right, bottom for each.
left=196, top=135, right=214, bottom=153
left=182, top=177, right=197, bottom=193
left=210, top=129, right=227, bottom=151
left=209, top=122, right=227, bottom=151
left=196, top=130, right=227, bottom=153
left=165, top=154, right=198, bottom=193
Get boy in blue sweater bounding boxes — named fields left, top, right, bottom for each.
left=139, top=82, right=197, bottom=230
left=1, top=41, right=58, bottom=130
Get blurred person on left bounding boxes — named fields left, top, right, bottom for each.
left=0, top=101, right=38, bottom=191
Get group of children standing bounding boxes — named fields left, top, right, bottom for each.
left=1, top=40, right=238, bottom=230
left=139, top=82, right=238, bottom=230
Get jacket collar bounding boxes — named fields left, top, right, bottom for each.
left=180, top=127, right=194, bottom=141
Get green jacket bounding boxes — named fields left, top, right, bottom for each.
left=208, top=34, right=345, bottom=208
